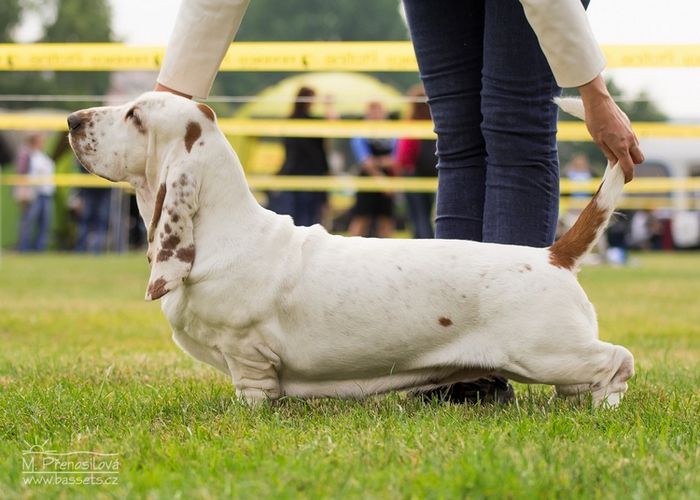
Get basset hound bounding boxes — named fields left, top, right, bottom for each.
left=68, top=92, right=634, bottom=407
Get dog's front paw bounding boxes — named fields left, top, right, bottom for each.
left=236, top=387, right=279, bottom=408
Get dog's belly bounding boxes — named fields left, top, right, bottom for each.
left=279, top=366, right=491, bottom=399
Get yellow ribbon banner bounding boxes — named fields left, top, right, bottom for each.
left=1, top=43, right=700, bottom=72
left=2, top=113, right=700, bottom=141
left=3, top=174, right=700, bottom=195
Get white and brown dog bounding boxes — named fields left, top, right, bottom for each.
left=68, top=92, right=634, bottom=407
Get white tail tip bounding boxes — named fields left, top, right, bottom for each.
left=554, top=97, right=586, bottom=121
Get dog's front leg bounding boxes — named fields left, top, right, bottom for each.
left=223, top=350, right=281, bottom=407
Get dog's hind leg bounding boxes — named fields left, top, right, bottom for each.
left=553, top=343, right=635, bottom=407
left=500, top=335, right=635, bottom=407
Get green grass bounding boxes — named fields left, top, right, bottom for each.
left=0, top=252, right=699, bottom=499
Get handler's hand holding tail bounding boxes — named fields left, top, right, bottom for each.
left=578, top=75, right=644, bottom=183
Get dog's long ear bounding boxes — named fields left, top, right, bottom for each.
left=145, top=157, right=198, bottom=301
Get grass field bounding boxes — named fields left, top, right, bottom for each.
left=0, top=252, right=699, bottom=498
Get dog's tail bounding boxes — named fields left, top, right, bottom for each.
left=549, top=97, right=625, bottom=272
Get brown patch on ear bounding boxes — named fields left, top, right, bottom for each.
left=147, top=277, right=168, bottom=300
left=176, top=244, right=195, bottom=263
left=197, top=103, right=216, bottom=121
left=148, top=184, right=166, bottom=243
left=161, top=234, right=181, bottom=250
left=184, top=121, right=202, bottom=153
left=438, top=317, right=453, bottom=327
left=157, top=249, right=174, bottom=262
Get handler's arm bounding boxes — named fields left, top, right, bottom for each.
left=519, top=0, right=604, bottom=88
left=156, top=0, right=250, bottom=99
left=519, top=0, right=643, bottom=181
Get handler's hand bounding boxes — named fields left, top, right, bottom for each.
left=578, top=75, right=644, bottom=183
left=154, top=82, right=192, bottom=99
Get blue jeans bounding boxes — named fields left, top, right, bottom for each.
left=405, top=190, right=435, bottom=239
left=269, top=191, right=326, bottom=227
left=75, top=189, right=112, bottom=253
left=402, top=0, right=565, bottom=247
left=18, top=194, right=53, bottom=252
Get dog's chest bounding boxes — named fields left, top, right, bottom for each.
left=161, top=286, right=255, bottom=349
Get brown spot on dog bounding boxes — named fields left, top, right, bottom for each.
left=550, top=188, right=607, bottom=270
left=148, top=184, right=166, bottom=243
left=157, top=249, right=174, bottom=262
left=519, top=264, right=533, bottom=273
left=148, top=277, right=168, bottom=300
left=438, top=317, right=453, bottom=327
left=197, top=102, right=216, bottom=121
left=179, top=173, right=188, bottom=186
left=184, top=121, right=202, bottom=153
left=161, top=234, right=181, bottom=250
left=176, top=244, right=195, bottom=263
left=164, top=223, right=172, bottom=234
left=171, top=213, right=180, bottom=223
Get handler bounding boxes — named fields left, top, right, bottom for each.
left=154, top=0, right=644, bottom=403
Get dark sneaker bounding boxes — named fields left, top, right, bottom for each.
left=418, top=376, right=515, bottom=404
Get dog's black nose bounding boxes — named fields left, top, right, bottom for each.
left=67, top=112, right=83, bottom=131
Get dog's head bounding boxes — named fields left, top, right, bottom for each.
left=68, top=91, right=218, bottom=301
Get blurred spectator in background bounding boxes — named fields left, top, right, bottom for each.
left=395, top=84, right=437, bottom=239
left=18, top=133, right=55, bottom=252
left=565, top=153, right=593, bottom=197
left=268, top=86, right=334, bottom=227
left=74, top=167, right=112, bottom=253
left=348, top=102, right=396, bottom=237
left=630, top=210, right=664, bottom=250
left=560, top=153, right=594, bottom=230
left=12, top=138, right=32, bottom=217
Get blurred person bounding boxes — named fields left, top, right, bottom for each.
left=268, top=86, right=333, bottom=227
left=153, top=0, right=643, bottom=403
left=565, top=153, right=593, bottom=196
left=74, top=167, right=112, bottom=253
left=18, top=133, right=55, bottom=252
left=12, top=138, right=32, bottom=215
left=562, top=153, right=593, bottom=226
left=395, top=84, right=437, bottom=239
left=348, top=102, right=396, bottom=238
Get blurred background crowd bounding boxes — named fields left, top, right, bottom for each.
left=1, top=0, right=699, bottom=263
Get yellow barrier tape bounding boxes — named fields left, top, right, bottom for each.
left=559, top=198, right=700, bottom=211
left=2, top=43, right=700, bottom=71
left=3, top=174, right=700, bottom=194
left=2, top=113, right=700, bottom=140
left=602, top=44, right=700, bottom=69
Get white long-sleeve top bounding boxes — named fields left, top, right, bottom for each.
left=157, top=0, right=605, bottom=99
left=28, top=150, right=56, bottom=196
